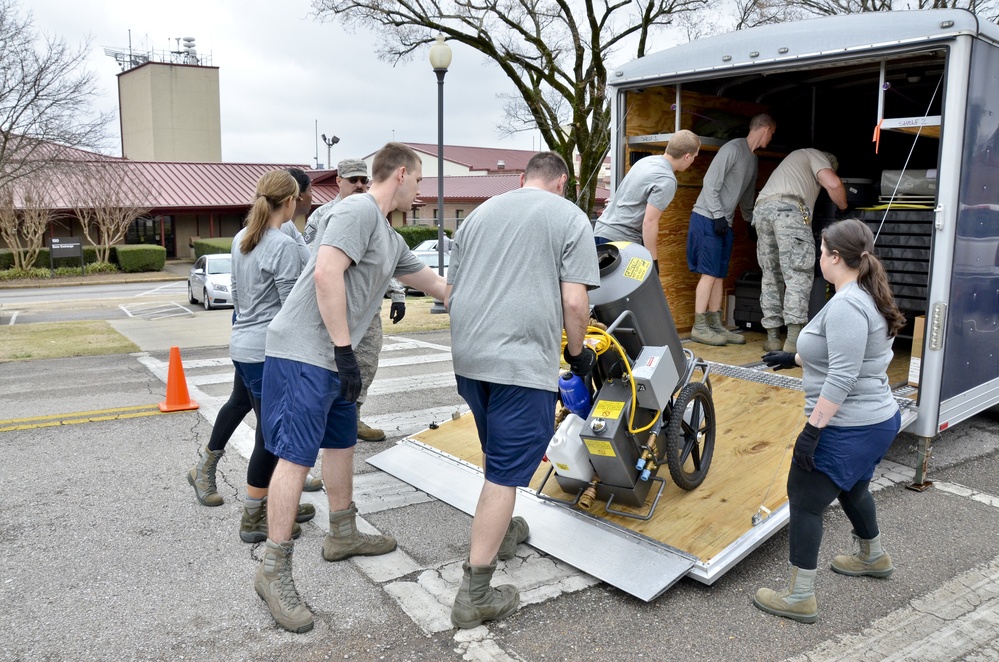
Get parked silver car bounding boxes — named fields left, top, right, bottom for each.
left=406, top=250, right=449, bottom=295
left=188, top=254, right=233, bottom=310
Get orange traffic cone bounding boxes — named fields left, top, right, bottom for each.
left=159, top=346, right=199, bottom=412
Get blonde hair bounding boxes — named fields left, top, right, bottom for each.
left=241, top=170, right=298, bottom=254
left=666, top=130, right=700, bottom=159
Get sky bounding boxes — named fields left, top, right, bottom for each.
left=26, top=0, right=704, bottom=167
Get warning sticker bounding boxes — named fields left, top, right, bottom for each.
left=556, top=463, right=570, bottom=471
left=623, top=258, right=651, bottom=281
left=592, top=400, right=624, bottom=419
left=583, top=438, right=616, bottom=457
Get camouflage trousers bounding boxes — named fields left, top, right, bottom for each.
left=355, top=312, right=383, bottom=410
left=753, top=200, right=815, bottom=328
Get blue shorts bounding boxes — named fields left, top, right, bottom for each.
left=232, top=360, right=264, bottom=399
left=261, top=357, right=357, bottom=467
left=812, top=409, right=902, bottom=491
left=686, top=211, right=733, bottom=278
left=456, top=376, right=557, bottom=487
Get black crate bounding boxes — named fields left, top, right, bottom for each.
left=734, top=271, right=765, bottom=333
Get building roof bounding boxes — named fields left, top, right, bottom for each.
left=43, top=160, right=339, bottom=211
left=396, top=143, right=538, bottom=174
left=417, top=174, right=609, bottom=205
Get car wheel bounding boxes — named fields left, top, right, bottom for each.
left=188, top=282, right=197, bottom=304
left=203, top=289, right=213, bottom=310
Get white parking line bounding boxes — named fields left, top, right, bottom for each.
left=119, top=301, right=194, bottom=319
left=137, top=282, right=187, bottom=297
left=6, top=310, right=18, bottom=325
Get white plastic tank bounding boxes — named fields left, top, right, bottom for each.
left=546, top=413, right=594, bottom=482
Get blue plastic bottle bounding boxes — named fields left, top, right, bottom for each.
left=558, top=372, right=592, bottom=419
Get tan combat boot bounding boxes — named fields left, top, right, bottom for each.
left=357, top=404, right=386, bottom=442
left=831, top=532, right=894, bottom=578
left=690, top=312, right=727, bottom=346
left=239, top=497, right=303, bottom=544
left=753, top=565, right=818, bottom=624
left=451, top=561, right=520, bottom=629
left=497, top=517, right=529, bottom=561
left=763, top=328, right=782, bottom=352
left=187, top=446, right=224, bottom=506
left=254, top=539, right=314, bottom=633
left=322, top=501, right=397, bottom=561
left=784, top=324, right=804, bottom=353
left=707, top=310, right=746, bottom=344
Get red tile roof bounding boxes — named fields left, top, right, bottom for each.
left=397, top=143, right=538, bottom=174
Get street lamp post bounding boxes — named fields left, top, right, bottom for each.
left=320, top=133, right=339, bottom=170
left=428, top=34, right=451, bottom=315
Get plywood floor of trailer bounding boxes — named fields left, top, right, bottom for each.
left=409, top=332, right=917, bottom=565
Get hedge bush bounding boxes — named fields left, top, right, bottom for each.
left=194, top=238, right=233, bottom=257
left=0, top=245, right=120, bottom=271
left=395, top=226, right=452, bottom=249
left=116, top=245, right=166, bottom=272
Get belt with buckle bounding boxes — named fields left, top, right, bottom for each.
left=758, top=194, right=811, bottom=224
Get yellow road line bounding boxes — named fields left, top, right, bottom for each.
left=0, top=404, right=161, bottom=426
left=0, top=405, right=191, bottom=432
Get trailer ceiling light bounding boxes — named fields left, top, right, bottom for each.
left=929, top=302, right=947, bottom=350
left=778, top=47, right=789, bottom=54
left=722, top=55, right=732, bottom=61
left=749, top=51, right=760, bottom=58
left=940, top=20, right=954, bottom=28
left=615, top=70, right=623, bottom=77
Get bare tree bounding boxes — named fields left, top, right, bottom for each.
left=0, top=173, right=62, bottom=270
left=311, top=0, right=708, bottom=217
left=0, top=0, right=110, bottom=193
left=736, top=0, right=998, bottom=28
left=70, top=162, right=152, bottom=264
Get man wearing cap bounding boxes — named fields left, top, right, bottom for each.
left=305, top=158, right=406, bottom=442
left=753, top=148, right=848, bottom=354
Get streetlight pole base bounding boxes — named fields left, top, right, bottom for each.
left=430, top=300, right=447, bottom=314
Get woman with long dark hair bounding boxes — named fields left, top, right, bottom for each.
left=754, top=218, right=905, bottom=623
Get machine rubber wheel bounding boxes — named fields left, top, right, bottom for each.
left=203, top=289, right=213, bottom=310
left=664, top=381, right=715, bottom=490
left=188, top=283, right=197, bottom=305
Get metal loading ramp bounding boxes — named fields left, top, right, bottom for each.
left=368, top=361, right=813, bottom=601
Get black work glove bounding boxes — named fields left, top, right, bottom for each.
left=563, top=346, right=597, bottom=377
left=762, top=351, right=797, bottom=371
left=333, top=345, right=362, bottom=402
left=748, top=224, right=759, bottom=244
left=713, top=217, right=729, bottom=235
left=390, top=301, right=406, bottom=324
left=793, top=422, right=821, bottom=472
left=835, top=206, right=854, bottom=220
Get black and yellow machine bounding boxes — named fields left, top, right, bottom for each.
left=540, top=241, right=716, bottom=519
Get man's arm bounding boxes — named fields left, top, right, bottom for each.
left=315, top=245, right=353, bottom=347
left=398, top=267, right=447, bottom=303
left=561, top=281, right=590, bottom=356
left=641, top=204, right=664, bottom=261
left=817, top=168, right=848, bottom=210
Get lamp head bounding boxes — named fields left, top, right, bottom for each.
left=428, top=34, right=452, bottom=71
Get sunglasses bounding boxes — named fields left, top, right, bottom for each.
left=346, top=176, right=369, bottom=185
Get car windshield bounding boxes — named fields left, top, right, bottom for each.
left=417, top=253, right=449, bottom=269
left=206, top=256, right=231, bottom=275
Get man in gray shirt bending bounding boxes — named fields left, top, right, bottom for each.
left=687, top=114, right=775, bottom=346
left=304, top=158, right=405, bottom=442
left=253, top=143, right=446, bottom=634
left=593, top=130, right=700, bottom=269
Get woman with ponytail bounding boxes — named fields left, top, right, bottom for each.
left=187, top=170, right=316, bottom=541
left=754, top=218, right=905, bottom=624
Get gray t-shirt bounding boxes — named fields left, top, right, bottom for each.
left=265, top=193, right=424, bottom=370
left=756, top=148, right=833, bottom=213
left=592, top=154, right=677, bottom=243
left=280, top=220, right=310, bottom=267
left=448, top=187, right=600, bottom=392
left=797, top=281, right=899, bottom=426
left=692, top=138, right=757, bottom=226
left=230, top=227, right=303, bottom=364
left=303, top=196, right=340, bottom=256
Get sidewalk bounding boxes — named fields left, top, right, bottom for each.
left=0, top=258, right=192, bottom=289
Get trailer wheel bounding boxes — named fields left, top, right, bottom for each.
left=664, top=382, right=715, bottom=490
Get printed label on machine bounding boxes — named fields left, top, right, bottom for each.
left=592, top=400, right=625, bottom=419
left=583, top=438, right=617, bottom=457
left=623, top=258, right=651, bottom=281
